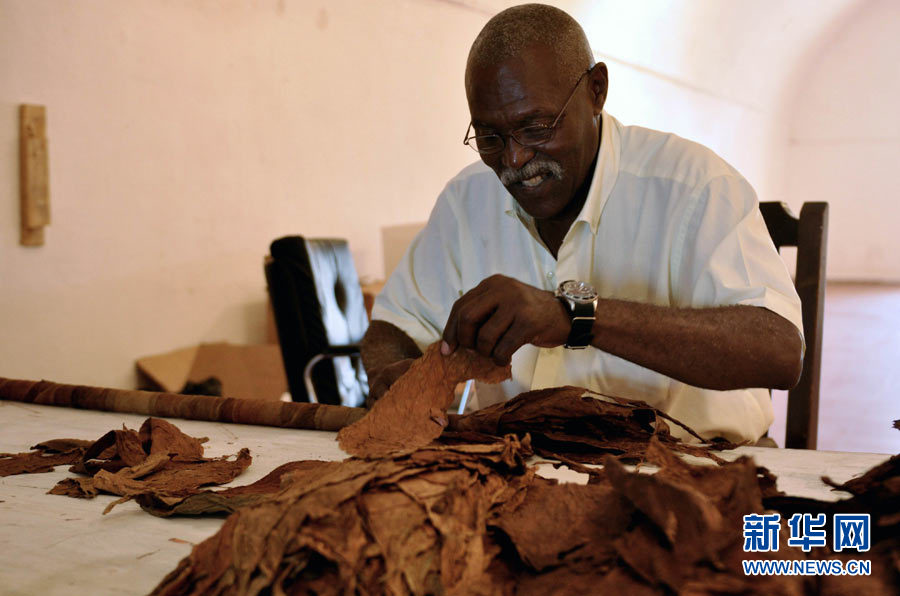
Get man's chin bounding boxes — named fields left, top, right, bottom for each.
left=507, top=179, right=564, bottom=219
left=515, top=202, right=569, bottom=223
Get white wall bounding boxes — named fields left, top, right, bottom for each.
left=0, top=0, right=487, bottom=388
left=573, top=0, right=860, bottom=204
left=784, top=0, right=900, bottom=280
left=1, top=0, right=890, bottom=390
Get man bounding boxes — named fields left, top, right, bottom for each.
left=362, top=4, right=803, bottom=443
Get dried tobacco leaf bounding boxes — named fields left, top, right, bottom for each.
left=152, top=430, right=899, bottom=596
left=514, top=564, right=658, bottom=596
left=151, top=436, right=534, bottom=596
left=338, top=343, right=510, bottom=459
left=449, top=385, right=734, bottom=464
left=30, top=438, right=95, bottom=452
left=760, top=451, right=900, bottom=595
left=139, top=417, right=206, bottom=459
left=51, top=452, right=173, bottom=499
left=824, top=454, right=900, bottom=500
left=640, top=437, right=772, bottom=524
left=53, top=450, right=253, bottom=509
left=597, top=450, right=804, bottom=594
left=103, top=450, right=253, bottom=512
left=0, top=439, right=91, bottom=477
left=40, top=417, right=252, bottom=510
left=6, top=391, right=897, bottom=594
left=491, top=482, right=630, bottom=572
left=823, top=454, right=900, bottom=543
left=134, top=460, right=332, bottom=517
left=486, top=436, right=793, bottom=594
left=70, top=427, right=152, bottom=475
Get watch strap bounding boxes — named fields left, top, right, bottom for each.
left=564, top=300, right=595, bottom=349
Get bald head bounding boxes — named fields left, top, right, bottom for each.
left=465, top=4, right=594, bottom=95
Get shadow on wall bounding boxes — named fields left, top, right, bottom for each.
left=203, top=299, right=270, bottom=346
left=380, top=222, right=426, bottom=280
left=783, top=0, right=900, bottom=282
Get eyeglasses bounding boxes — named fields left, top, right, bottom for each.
left=463, top=67, right=591, bottom=155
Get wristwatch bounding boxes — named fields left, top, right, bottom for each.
left=555, top=280, right=599, bottom=349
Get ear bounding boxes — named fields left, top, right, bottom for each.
left=588, top=62, right=609, bottom=115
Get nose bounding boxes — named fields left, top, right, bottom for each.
left=500, top=135, right=535, bottom=170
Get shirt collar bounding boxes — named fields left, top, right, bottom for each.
left=504, top=111, right=621, bottom=235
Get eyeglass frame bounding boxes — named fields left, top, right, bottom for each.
left=463, top=66, right=593, bottom=155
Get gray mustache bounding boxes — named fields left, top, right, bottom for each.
left=499, top=159, right=564, bottom=186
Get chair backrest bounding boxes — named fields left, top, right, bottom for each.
left=264, top=236, right=368, bottom=406
left=759, top=202, right=829, bottom=449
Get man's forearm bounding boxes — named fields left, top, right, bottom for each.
left=440, top=274, right=802, bottom=392
left=590, top=300, right=803, bottom=391
left=361, top=320, right=423, bottom=378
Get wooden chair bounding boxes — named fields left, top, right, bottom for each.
left=759, top=202, right=829, bottom=449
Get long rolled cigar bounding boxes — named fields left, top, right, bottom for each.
left=0, top=377, right=367, bottom=432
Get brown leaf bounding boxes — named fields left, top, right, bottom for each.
left=97, top=449, right=253, bottom=512
left=151, top=426, right=900, bottom=596
left=0, top=447, right=86, bottom=476
left=823, top=454, right=900, bottom=499
left=338, top=343, right=510, bottom=458
left=449, top=386, right=734, bottom=464
left=139, top=418, right=206, bottom=459
left=29, top=418, right=248, bottom=509
left=69, top=428, right=144, bottom=475
left=150, top=436, right=531, bottom=596
left=515, top=564, right=660, bottom=596
left=134, top=460, right=331, bottom=517
left=492, top=482, right=630, bottom=571
left=29, top=438, right=94, bottom=452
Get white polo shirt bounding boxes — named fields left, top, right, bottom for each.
left=373, top=112, right=802, bottom=443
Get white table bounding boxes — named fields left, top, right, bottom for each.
left=0, top=400, right=892, bottom=596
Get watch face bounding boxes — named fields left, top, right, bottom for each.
left=560, top=280, right=598, bottom=303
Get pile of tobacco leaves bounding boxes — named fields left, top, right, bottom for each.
left=2, top=347, right=897, bottom=594
left=1, top=417, right=251, bottom=514
left=138, top=428, right=896, bottom=596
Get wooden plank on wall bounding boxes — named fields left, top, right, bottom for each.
left=20, top=104, right=50, bottom=246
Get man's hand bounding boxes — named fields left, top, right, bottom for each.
left=441, top=274, right=570, bottom=365
left=365, top=358, right=415, bottom=407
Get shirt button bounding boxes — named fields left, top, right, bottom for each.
left=547, top=271, right=555, bottom=279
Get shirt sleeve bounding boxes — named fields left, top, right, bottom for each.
left=371, top=186, right=463, bottom=352
left=673, top=174, right=804, bottom=342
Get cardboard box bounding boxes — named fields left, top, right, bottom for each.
left=136, top=342, right=287, bottom=401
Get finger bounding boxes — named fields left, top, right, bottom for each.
left=475, top=308, right=515, bottom=361
left=492, top=319, right=528, bottom=366
left=442, top=282, right=492, bottom=353
left=456, top=300, right=498, bottom=352
left=442, top=296, right=465, bottom=354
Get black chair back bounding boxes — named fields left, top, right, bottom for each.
left=265, top=236, right=368, bottom=406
